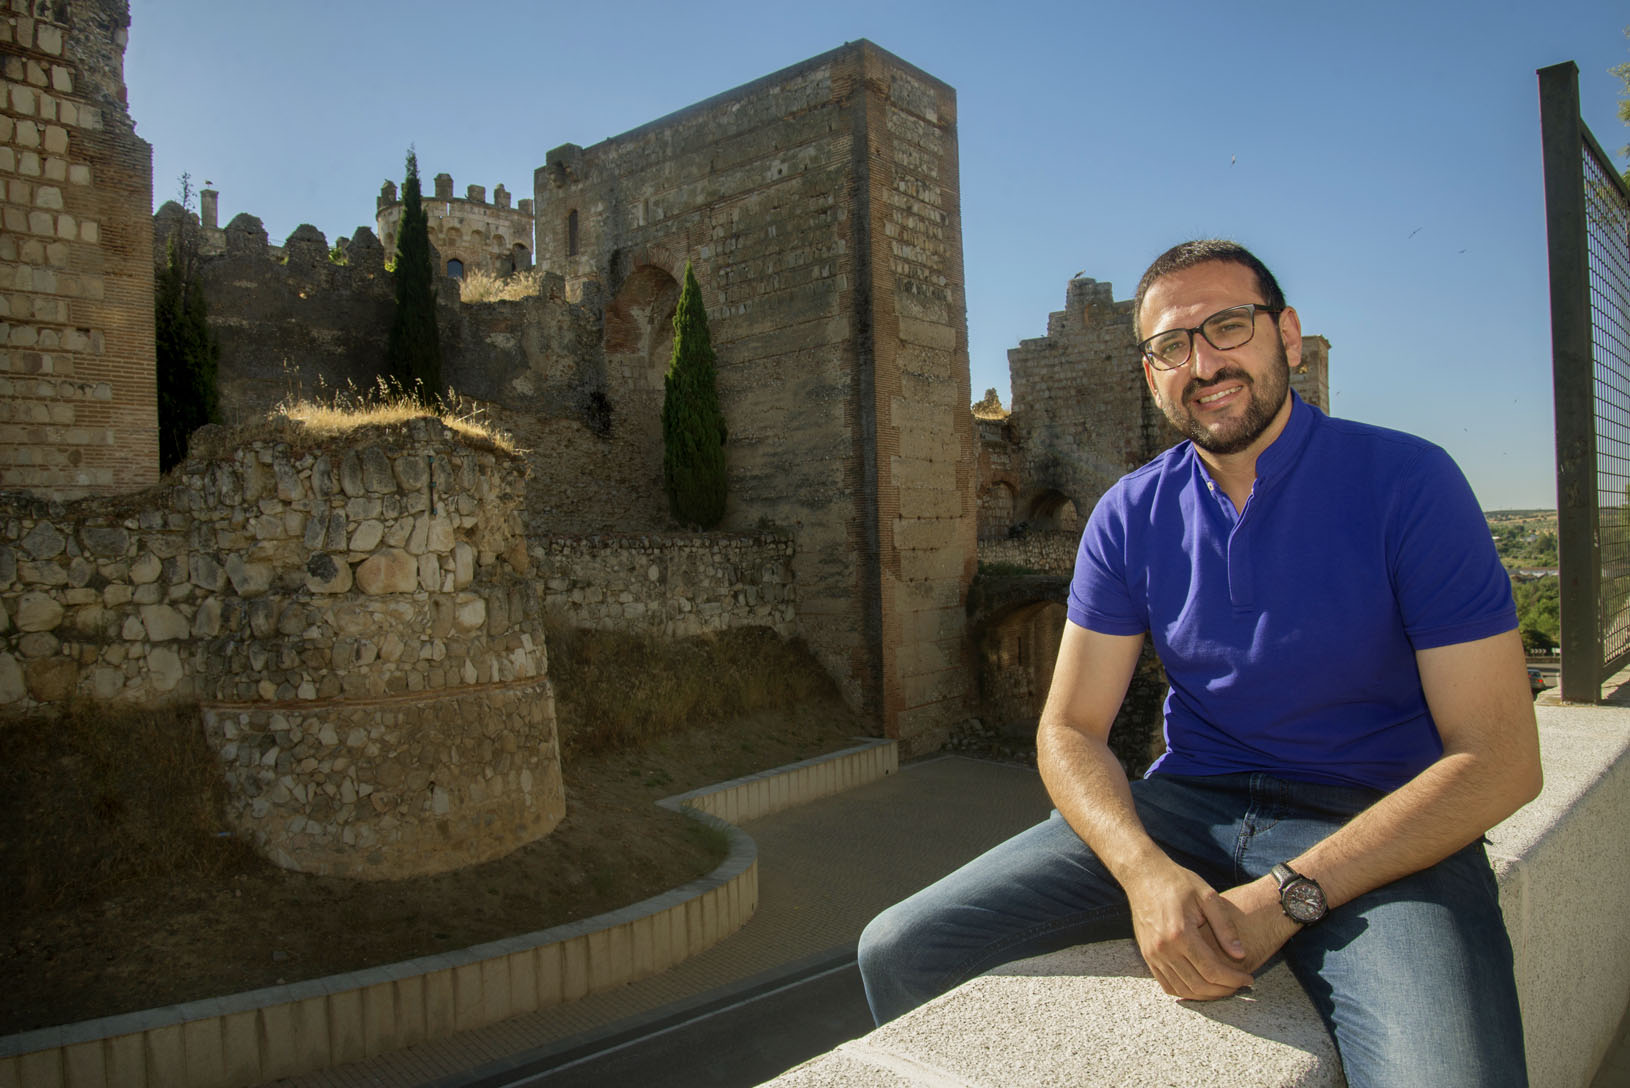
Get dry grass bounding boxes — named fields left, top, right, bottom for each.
left=0, top=704, right=256, bottom=919
left=278, top=377, right=517, bottom=453
left=547, top=625, right=843, bottom=760
left=195, top=376, right=520, bottom=457
left=458, top=268, right=542, bottom=303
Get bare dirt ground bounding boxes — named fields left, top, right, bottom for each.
left=0, top=703, right=865, bottom=1036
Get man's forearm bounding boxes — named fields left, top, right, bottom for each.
left=1284, top=748, right=1538, bottom=910
left=1037, top=717, right=1163, bottom=881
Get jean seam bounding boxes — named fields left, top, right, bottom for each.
left=940, top=904, right=1129, bottom=992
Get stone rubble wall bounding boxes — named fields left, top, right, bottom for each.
left=976, top=530, right=1076, bottom=577
left=534, top=532, right=796, bottom=638
left=0, top=416, right=566, bottom=880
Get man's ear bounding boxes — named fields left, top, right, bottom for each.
left=1279, top=306, right=1303, bottom=370
left=1141, top=356, right=1159, bottom=399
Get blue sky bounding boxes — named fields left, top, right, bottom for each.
left=126, top=0, right=1627, bottom=510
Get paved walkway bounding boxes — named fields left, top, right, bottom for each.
left=265, top=756, right=1054, bottom=1087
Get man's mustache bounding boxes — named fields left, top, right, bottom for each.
left=1183, top=367, right=1253, bottom=403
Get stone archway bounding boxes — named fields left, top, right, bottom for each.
left=1024, top=488, right=1082, bottom=534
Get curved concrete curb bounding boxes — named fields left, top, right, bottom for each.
left=0, top=737, right=898, bottom=1088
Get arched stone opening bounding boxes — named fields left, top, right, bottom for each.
left=975, top=598, right=1067, bottom=738
left=978, top=480, right=1016, bottom=542
left=1024, top=489, right=1083, bottom=535
left=604, top=264, right=681, bottom=380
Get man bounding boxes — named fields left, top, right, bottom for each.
left=857, top=240, right=1541, bottom=1088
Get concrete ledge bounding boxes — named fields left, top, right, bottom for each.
left=0, top=737, right=897, bottom=1088
left=766, top=710, right=1630, bottom=1087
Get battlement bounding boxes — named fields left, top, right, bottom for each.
left=377, top=171, right=535, bottom=280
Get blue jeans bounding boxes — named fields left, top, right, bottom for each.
left=857, top=772, right=1527, bottom=1088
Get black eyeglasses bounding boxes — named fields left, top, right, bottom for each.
left=1138, top=303, right=1284, bottom=371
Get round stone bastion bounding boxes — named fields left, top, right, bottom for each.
left=191, top=418, right=565, bottom=879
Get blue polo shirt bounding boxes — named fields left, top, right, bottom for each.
left=1068, top=393, right=1517, bottom=792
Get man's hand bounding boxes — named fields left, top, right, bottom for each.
left=1123, top=859, right=1255, bottom=1000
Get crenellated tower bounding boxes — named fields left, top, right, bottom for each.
left=376, top=173, right=535, bottom=280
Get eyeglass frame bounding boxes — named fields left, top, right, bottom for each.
left=1138, top=303, right=1285, bottom=371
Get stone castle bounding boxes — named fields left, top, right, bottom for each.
left=0, top=2, right=1327, bottom=875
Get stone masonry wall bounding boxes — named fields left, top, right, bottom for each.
left=533, top=41, right=976, bottom=751
left=977, top=530, right=1076, bottom=577
left=0, top=417, right=566, bottom=880
left=1, top=0, right=157, bottom=497
left=153, top=206, right=672, bottom=538
left=534, top=532, right=796, bottom=638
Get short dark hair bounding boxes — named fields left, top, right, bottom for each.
left=1132, top=240, right=1286, bottom=340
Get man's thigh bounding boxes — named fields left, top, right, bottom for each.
left=1278, top=840, right=1527, bottom=1088
left=858, top=776, right=1246, bottom=1023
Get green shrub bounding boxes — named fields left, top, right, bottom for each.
left=661, top=263, right=728, bottom=527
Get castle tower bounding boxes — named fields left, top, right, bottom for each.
left=0, top=0, right=157, bottom=496
left=533, top=41, right=978, bottom=751
left=376, top=174, right=535, bottom=280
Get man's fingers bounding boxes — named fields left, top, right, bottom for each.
left=1199, top=896, right=1248, bottom=961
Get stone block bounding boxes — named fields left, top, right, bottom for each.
left=61, top=1040, right=105, bottom=1088
left=561, top=936, right=589, bottom=1001
left=327, top=986, right=365, bottom=1066
left=142, top=1023, right=185, bottom=1087
left=181, top=1016, right=225, bottom=1087
left=219, top=1009, right=260, bottom=1086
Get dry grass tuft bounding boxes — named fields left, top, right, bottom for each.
left=218, top=376, right=520, bottom=456
left=0, top=704, right=256, bottom=918
left=458, top=268, right=542, bottom=303
left=546, top=625, right=843, bottom=760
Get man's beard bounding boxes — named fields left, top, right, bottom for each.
left=1156, top=341, right=1291, bottom=456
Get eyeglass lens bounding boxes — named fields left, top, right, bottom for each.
left=1144, top=305, right=1262, bottom=370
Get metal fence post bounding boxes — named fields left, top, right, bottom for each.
left=1539, top=62, right=1600, bottom=701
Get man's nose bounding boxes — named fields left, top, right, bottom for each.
left=1189, top=334, right=1228, bottom=380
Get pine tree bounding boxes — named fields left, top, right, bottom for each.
left=662, top=263, right=728, bottom=528
left=386, top=148, right=442, bottom=402
left=154, top=175, right=219, bottom=472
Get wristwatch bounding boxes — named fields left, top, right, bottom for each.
left=1271, top=863, right=1327, bottom=924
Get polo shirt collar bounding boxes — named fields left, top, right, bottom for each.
left=1252, top=389, right=1316, bottom=492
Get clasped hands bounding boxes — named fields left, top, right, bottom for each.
left=1124, top=861, right=1301, bottom=1001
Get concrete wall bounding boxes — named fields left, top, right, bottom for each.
left=534, top=40, right=976, bottom=751
left=0, top=0, right=157, bottom=496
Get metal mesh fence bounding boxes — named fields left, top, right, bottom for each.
left=1582, top=141, right=1630, bottom=671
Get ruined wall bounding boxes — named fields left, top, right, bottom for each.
left=0, top=0, right=156, bottom=497
left=535, top=532, right=795, bottom=637
left=534, top=40, right=976, bottom=750
left=377, top=172, right=535, bottom=279
left=160, top=210, right=672, bottom=536
left=0, top=417, right=565, bottom=880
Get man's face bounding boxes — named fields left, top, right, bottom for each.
left=1137, top=261, right=1302, bottom=457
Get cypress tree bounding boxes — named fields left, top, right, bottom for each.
left=662, top=263, right=728, bottom=528
left=154, top=177, right=220, bottom=472
left=386, top=148, right=442, bottom=402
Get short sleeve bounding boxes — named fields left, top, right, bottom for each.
left=1390, top=446, right=1517, bottom=650
left=1067, top=483, right=1148, bottom=636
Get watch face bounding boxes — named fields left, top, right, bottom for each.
left=1282, top=879, right=1326, bottom=923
